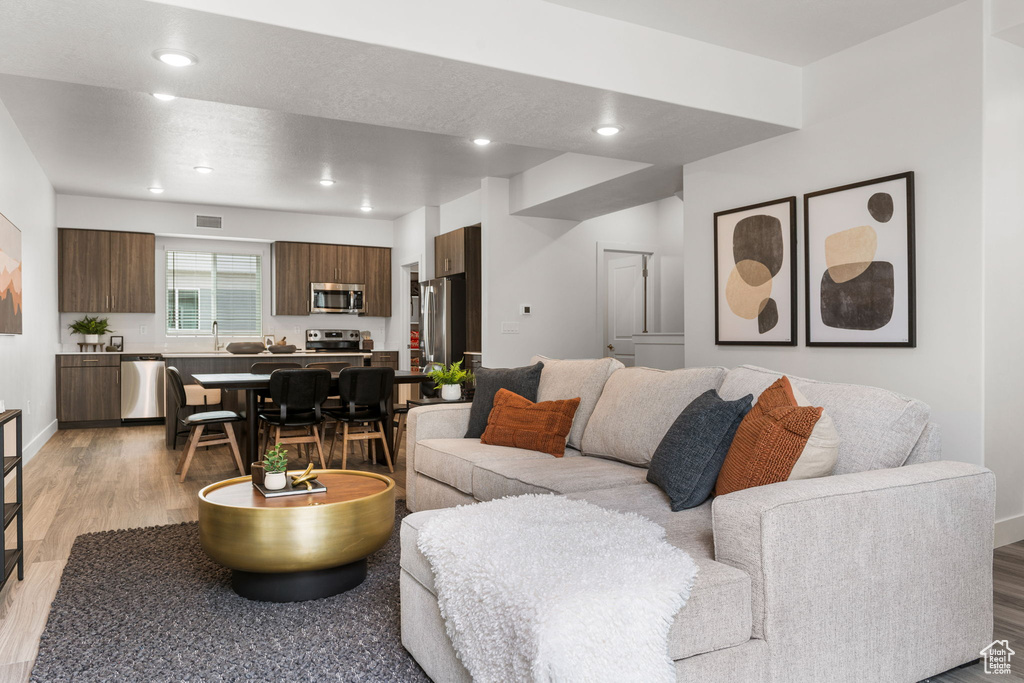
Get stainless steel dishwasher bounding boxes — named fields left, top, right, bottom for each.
left=121, top=355, right=165, bottom=420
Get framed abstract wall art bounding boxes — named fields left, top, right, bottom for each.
left=804, top=172, right=915, bottom=347
left=0, top=212, right=22, bottom=335
left=714, top=197, right=797, bottom=345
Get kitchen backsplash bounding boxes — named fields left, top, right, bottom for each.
left=58, top=312, right=388, bottom=353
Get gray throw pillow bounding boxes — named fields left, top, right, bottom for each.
left=646, top=389, right=752, bottom=511
left=465, top=363, right=543, bottom=439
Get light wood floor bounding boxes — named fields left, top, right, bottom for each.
left=0, top=425, right=1020, bottom=682
left=0, top=424, right=405, bottom=682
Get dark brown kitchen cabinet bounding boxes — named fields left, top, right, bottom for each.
left=58, top=229, right=155, bottom=313
left=337, top=245, right=365, bottom=284
left=56, top=355, right=121, bottom=427
left=434, top=225, right=481, bottom=352
left=309, top=244, right=366, bottom=284
left=435, top=229, right=467, bottom=276
left=273, top=242, right=310, bottom=315
left=362, top=247, right=391, bottom=317
left=370, top=351, right=399, bottom=370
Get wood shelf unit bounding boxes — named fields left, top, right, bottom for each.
left=0, top=409, right=24, bottom=594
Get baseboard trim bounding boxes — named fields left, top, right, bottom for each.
left=23, top=418, right=58, bottom=463
left=995, top=514, right=1024, bottom=547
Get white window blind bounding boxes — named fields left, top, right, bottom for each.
left=166, top=251, right=262, bottom=336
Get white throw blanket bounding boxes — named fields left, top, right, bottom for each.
left=417, top=495, right=698, bottom=683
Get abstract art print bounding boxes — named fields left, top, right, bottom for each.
left=714, top=197, right=797, bottom=345
left=0, top=212, right=22, bottom=335
left=804, top=172, right=915, bottom=347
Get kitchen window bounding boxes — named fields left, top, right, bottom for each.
left=165, top=251, right=262, bottom=336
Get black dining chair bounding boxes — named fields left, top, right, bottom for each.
left=166, top=366, right=244, bottom=482
left=393, top=378, right=437, bottom=454
left=251, top=361, right=301, bottom=442
left=325, top=367, right=395, bottom=472
left=258, top=368, right=332, bottom=468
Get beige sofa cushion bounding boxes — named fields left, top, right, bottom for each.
left=530, top=355, right=624, bottom=451
left=788, top=384, right=840, bottom=480
left=471, top=456, right=649, bottom=501
left=415, top=438, right=571, bottom=496
left=401, top=486, right=752, bottom=660
left=581, top=366, right=728, bottom=467
left=718, top=365, right=930, bottom=474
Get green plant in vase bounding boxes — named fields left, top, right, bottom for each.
left=428, top=360, right=469, bottom=401
left=68, top=315, right=113, bottom=345
left=262, top=443, right=289, bottom=490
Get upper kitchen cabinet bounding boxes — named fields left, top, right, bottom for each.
left=272, top=241, right=392, bottom=317
left=59, top=228, right=155, bottom=313
left=272, top=242, right=310, bottom=316
left=310, top=244, right=366, bottom=284
left=435, top=228, right=467, bottom=276
left=362, top=247, right=391, bottom=317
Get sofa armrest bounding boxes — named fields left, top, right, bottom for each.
left=712, top=461, right=994, bottom=682
left=405, top=404, right=473, bottom=512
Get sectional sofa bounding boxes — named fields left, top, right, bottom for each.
left=399, top=362, right=995, bottom=682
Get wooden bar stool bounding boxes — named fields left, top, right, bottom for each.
left=167, top=367, right=244, bottom=482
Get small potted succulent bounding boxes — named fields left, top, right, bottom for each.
left=262, top=443, right=289, bottom=490
left=428, top=360, right=469, bottom=401
left=68, top=315, right=112, bottom=345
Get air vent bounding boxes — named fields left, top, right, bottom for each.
left=196, top=214, right=222, bottom=229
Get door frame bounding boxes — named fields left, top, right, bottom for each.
left=399, top=260, right=419, bottom=371
left=596, top=241, right=659, bottom=359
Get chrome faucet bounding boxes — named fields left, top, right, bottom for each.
left=212, top=320, right=222, bottom=351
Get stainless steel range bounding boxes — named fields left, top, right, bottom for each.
left=305, top=328, right=361, bottom=352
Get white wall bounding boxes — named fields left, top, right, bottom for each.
left=387, top=206, right=439, bottom=369
left=481, top=176, right=684, bottom=367
left=983, top=25, right=1024, bottom=541
left=0, top=97, right=58, bottom=461
left=682, top=4, right=985, bottom=467
left=439, top=189, right=480, bottom=235
left=55, top=195, right=395, bottom=351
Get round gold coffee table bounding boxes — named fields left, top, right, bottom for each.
left=198, top=469, right=395, bottom=602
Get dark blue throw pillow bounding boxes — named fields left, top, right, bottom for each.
left=646, top=389, right=753, bottom=511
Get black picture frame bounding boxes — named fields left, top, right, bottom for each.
left=804, top=172, right=915, bottom=347
left=714, top=197, right=798, bottom=346
left=109, top=335, right=123, bottom=351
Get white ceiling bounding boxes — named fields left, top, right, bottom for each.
left=0, top=0, right=802, bottom=218
left=0, top=75, right=562, bottom=219
left=544, top=0, right=964, bottom=66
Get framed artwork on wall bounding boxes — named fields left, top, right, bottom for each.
left=0, top=212, right=22, bottom=335
left=804, top=172, right=915, bottom=347
left=714, top=197, right=797, bottom=345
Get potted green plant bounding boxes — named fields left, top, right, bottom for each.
left=262, top=443, right=289, bottom=490
left=428, top=360, right=469, bottom=401
left=68, top=315, right=113, bottom=345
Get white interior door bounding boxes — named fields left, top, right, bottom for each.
left=605, top=253, right=644, bottom=367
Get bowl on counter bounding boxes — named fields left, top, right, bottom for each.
left=267, top=344, right=297, bottom=354
left=225, top=342, right=268, bottom=354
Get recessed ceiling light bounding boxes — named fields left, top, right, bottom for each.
left=319, top=179, right=336, bottom=186
left=594, top=125, right=622, bottom=136
left=360, top=205, right=372, bottom=212
left=473, top=138, right=491, bottom=146
left=149, top=187, right=165, bottom=194
left=152, top=93, right=176, bottom=101
left=194, top=166, right=213, bottom=174
left=153, top=49, right=197, bottom=67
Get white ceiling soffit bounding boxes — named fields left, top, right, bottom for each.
left=0, top=0, right=797, bottom=168
left=991, top=0, right=1024, bottom=48
left=543, top=0, right=964, bottom=66
left=0, top=75, right=561, bottom=220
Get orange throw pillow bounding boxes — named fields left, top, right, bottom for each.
left=481, top=389, right=581, bottom=457
left=715, top=376, right=823, bottom=496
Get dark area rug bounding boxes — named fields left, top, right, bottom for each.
left=31, top=502, right=429, bottom=682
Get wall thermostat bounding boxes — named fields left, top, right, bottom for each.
left=520, top=305, right=532, bottom=315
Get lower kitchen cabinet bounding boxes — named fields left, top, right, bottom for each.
left=56, top=355, right=121, bottom=427
left=370, top=351, right=399, bottom=370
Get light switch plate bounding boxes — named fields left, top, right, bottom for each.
left=501, top=322, right=520, bottom=334
left=140, top=325, right=147, bottom=335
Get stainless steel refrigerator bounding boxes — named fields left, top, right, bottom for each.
left=420, top=276, right=467, bottom=369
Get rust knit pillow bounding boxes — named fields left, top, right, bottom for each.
left=481, top=389, right=581, bottom=457
left=715, top=376, right=824, bottom=496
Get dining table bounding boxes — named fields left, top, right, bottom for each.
left=192, top=370, right=432, bottom=473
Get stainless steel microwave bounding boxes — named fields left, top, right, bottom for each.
left=310, top=283, right=365, bottom=314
